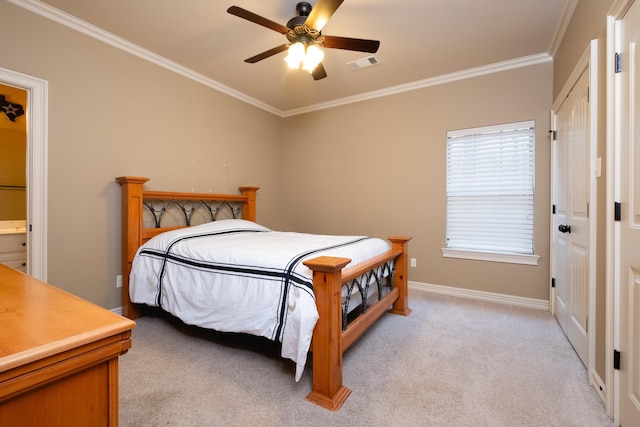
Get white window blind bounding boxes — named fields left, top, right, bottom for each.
left=446, top=121, right=535, bottom=255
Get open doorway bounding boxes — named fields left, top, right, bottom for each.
left=0, top=83, right=28, bottom=273
left=0, top=67, right=48, bottom=281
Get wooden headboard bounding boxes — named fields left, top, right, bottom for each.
left=115, top=176, right=259, bottom=319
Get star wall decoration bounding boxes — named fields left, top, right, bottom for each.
left=0, top=95, right=25, bottom=122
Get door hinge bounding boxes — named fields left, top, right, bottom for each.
left=552, top=204, right=556, bottom=214
left=615, top=52, right=622, bottom=73
left=551, top=277, right=556, bottom=288
left=614, top=349, right=621, bottom=370
left=550, top=130, right=558, bottom=140
left=615, top=202, right=621, bottom=221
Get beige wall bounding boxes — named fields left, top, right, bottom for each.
left=0, top=2, right=285, bottom=308
left=281, top=63, right=553, bottom=301
left=551, top=0, right=613, bottom=387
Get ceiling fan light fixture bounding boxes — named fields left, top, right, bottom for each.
left=285, top=42, right=324, bottom=73
left=303, top=44, right=324, bottom=73
left=228, top=1, right=380, bottom=80
left=285, top=42, right=306, bottom=69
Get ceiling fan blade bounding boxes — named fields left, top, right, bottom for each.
left=244, top=44, right=290, bottom=63
left=311, top=63, right=328, bottom=80
left=304, top=0, right=344, bottom=31
left=323, top=35, right=380, bottom=53
left=227, top=6, right=289, bottom=34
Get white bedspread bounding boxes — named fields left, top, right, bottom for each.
left=129, top=219, right=391, bottom=380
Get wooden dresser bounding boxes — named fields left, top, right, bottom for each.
left=0, top=264, right=135, bottom=426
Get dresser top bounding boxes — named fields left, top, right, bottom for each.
left=0, top=264, right=136, bottom=372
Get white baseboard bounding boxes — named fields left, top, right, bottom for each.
left=409, top=281, right=550, bottom=311
left=591, top=370, right=607, bottom=405
left=111, top=307, right=123, bottom=316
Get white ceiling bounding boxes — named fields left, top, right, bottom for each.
left=17, top=0, right=573, bottom=116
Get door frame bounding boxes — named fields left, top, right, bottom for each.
left=0, top=66, right=48, bottom=281
left=550, top=38, right=599, bottom=394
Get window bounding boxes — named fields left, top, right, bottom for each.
left=443, top=120, right=539, bottom=265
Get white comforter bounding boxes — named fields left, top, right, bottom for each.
left=129, top=219, right=391, bottom=380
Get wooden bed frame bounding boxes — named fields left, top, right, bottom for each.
left=116, top=176, right=411, bottom=411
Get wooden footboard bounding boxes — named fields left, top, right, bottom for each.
left=116, top=176, right=410, bottom=411
left=303, top=236, right=411, bottom=411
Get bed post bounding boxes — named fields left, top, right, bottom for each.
left=115, top=176, right=149, bottom=319
left=239, top=186, right=259, bottom=221
left=388, top=236, right=412, bottom=316
left=303, top=256, right=352, bottom=411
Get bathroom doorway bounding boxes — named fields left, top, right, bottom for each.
left=0, top=83, right=27, bottom=272
left=0, top=67, right=48, bottom=281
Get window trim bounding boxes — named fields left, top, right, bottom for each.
left=441, top=248, right=540, bottom=265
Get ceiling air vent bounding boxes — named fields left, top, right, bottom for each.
left=347, top=56, right=379, bottom=71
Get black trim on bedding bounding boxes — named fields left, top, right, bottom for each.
left=274, top=237, right=370, bottom=341
left=138, top=228, right=372, bottom=342
left=149, top=228, right=268, bottom=306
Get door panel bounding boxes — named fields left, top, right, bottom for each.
left=553, top=67, right=590, bottom=366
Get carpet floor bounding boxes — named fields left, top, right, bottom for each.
left=119, top=290, right=615, bottom=426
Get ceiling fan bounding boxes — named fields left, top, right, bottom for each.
left=227, top=0, right=380, bottom=80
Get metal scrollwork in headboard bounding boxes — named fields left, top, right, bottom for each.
left=143, top=199, right=245, bottom=228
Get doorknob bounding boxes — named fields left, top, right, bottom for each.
left=558, top=224, right=572, bottom=233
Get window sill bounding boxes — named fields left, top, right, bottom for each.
left=441, top=248, right=540, bottom=266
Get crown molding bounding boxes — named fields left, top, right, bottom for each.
left=282, top=53, right=553, bottom=117
left=609, top=0, right=634, bottom=18
left=8, top=0, right=281, bottom=116
left=547, top=0, right=578, bottom=58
